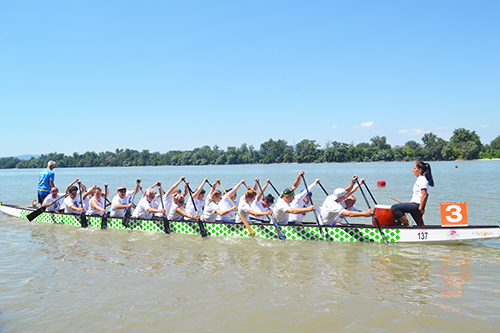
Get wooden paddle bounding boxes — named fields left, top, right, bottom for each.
left=389, top=197, right=416, bottom=226
left=101, top=184, right=108, bottom=229
left=300, top=174, right=323, bottom=236
left=184, top=180, right=208, bottom=238
left=219, top=182, right=255, bottom=236
left=389, top=196, right=401, bottom=203
left=256, top=179, right=285, bottom=240
left=27, top=193, right=67, bottom=222
left=123, top=180, right=141, bottom=228
left=78, top=183, right=88, bottom=228
left=357, top=179, right=387, bottom=244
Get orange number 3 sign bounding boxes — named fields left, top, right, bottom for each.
left=440, top=202, right=468, bottom=226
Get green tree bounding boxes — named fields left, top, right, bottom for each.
left=225, top=147, right=237, bottom=165
left=441, top=142, right=459, bottom=160
left=450, top=128, right=482, bottom=159
left=460, top=141, right=480, bottom=160
left=294, top=139, right=320, bottom=163
left=356, top=142, right=370, bottom=149
left=370, top=136, right=391, bottom=150
left=374, top=149, right=393, bottom=161
left=260, top=139, right=291, bottom=164
left=481, top=135, right=500, bottom=158
left=490, top=135, right=500, bottom=151
left=404, top=140, right=424, bottom=160
left=421, top=132, right=446, bottom=160
left=323, top=141, right=350, bottom=162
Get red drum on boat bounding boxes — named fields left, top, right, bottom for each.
left=377, top=180, right=386, bottom=187
left=373, top=204, right=397, bottom=227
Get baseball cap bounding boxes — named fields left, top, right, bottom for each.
left=282, top=187, right=295, bottom=196
left=332, top=188, right=346, bottom=200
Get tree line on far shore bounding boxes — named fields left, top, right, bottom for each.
left=2, top=128, right=499, bottom=169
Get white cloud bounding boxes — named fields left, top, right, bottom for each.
left=361, top=121, right=373, bottom=128
left=413, top=128, right=424, bottom=135
left=483, top=124, right=490, bottom=128
left=332, top=125, right=337, bottom=129
left=437, top=126, right=445, bottom=130
left=398, top=128, right=424, bottom=136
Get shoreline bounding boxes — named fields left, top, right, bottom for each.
left=1, top=158, right=500, bottom=170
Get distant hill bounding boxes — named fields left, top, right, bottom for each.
left=15, top=154, right=40, bottom=160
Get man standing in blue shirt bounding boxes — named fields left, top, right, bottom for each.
left=38, top=160, right=56, bottom=204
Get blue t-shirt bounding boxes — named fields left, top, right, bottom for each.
left=38, top=168, right=55, bottom=194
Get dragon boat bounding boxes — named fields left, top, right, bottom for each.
left=1, top=203, right=499, bottom=243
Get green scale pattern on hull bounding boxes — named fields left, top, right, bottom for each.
left=19, top=209, right=401, bottom=242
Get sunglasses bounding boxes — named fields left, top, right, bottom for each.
left=118, top=189, right=127, bottom=193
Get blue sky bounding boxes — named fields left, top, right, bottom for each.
left=1, top=0, right=499, bottom=157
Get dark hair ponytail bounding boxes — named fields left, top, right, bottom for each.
left=265, top=194, right=275, bottom=205
left=416, top=161, right=434, bottom=187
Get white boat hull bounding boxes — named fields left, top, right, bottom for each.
left=1, top=203, right=499, bottom=243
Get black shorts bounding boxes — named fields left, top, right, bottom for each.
left=38, top=193, right=48, bottom=204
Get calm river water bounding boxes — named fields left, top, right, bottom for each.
left=1, top=161, right=499, bottom=332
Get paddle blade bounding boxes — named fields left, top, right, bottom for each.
left=371, top=215, right=388, bottom=244
left=122, top=208, right=133, bottom=227
left=163, top=218, right=171, bottom=234
left=101, top=213, right=108, bottom=229
left=236, top=211, right=255, bottom=236
left=272, top=220, right=286, bottom=241
left=80, top=213, right=88, bottom=228
left=27, top=207, right=46, bottom=222
left=197, top=220, right=208, bottom=238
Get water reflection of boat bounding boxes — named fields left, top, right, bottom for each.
left=1, top=204, right=499, bottom=243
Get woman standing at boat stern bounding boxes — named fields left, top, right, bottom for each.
left=391, top=161, right=434, bottom=226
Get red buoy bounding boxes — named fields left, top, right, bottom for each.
left=455, top=165, right=458, bottom=168
left=377, top=180, right=386, bottom=187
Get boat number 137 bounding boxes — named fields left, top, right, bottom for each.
left=418, top=231, right=428, bottom=240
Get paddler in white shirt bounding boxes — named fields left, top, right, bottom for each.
left=79, top=184, right=97, bottom=212
left=332, top=195, right=360, bottom=225
left=185, top=178, right=208, bottom=219
left=249, top=178, right=275, bottom=223
left=86, top=186, right=108, bottom=216
left=42, top=179, right=83, bottom=213
left=64, top=180, right=88, bottom=215
left=272, top=171, right=316, bottom=225
left=235, top=188, right=273, bottom=223
left=155, top=177, right=186, bottom=219
left=235, top=179, right=259, bottom=220
left=320, top=176, right=373, bottom=226
left=217, top=179, right=245, bottom=222
left=289, top=178, right=321, bottom=225
left=202, top=179, right=238, bottom=222
left=168, top=194, right=200, bottom=221
left=41, top=187, right=67, bottom=213
left=132, top=182, right=166, bottom=219
left=109, top=181, right=142, bottom=218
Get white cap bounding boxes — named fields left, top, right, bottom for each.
left=332, top=188, right=346, bottom=200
